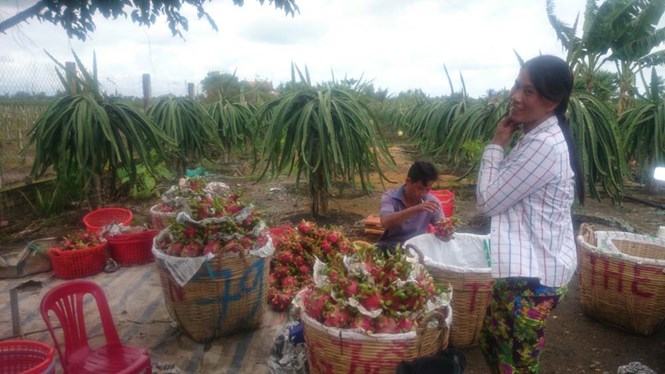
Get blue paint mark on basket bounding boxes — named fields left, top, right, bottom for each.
left=196, top=258, right=265, bottom=323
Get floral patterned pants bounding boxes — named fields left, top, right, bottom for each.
left=480, top=278, right=565, bottom=374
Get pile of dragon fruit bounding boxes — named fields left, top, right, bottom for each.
left=152, top=177, right=208, bottom=214
left=154, top=181, right=268, bottom=257
left=301, top=242, right=447, bottom=334
left=268, top=220, right=354, bottom=311
left=56, top=230, right=105, bottom=251
left=152, top=177, right=233, bottom=218
left=432, top=216, right=458, bottom=242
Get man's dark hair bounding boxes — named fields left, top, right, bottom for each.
left=407, top=161, right=438, bottom=184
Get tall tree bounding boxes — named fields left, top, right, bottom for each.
left=0, top=0, right=298, bottom=40
left=587, top=0, right=665, bottom=114
left=200, top=71, right=242, bottom=102
left=545, top=0, right=629, bottom=202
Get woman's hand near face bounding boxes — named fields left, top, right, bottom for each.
left=491, top=116, right=518, bottom=148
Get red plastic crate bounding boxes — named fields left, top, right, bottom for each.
left=431, top=189, right=455, bottom=218
left=83, top=208, right=133, bottom=233
left=48, top=242, right=109, bottom=279
left=0, top=340, right=55, bottom=374
left=107, top=230, right=159, bottom=266
left=149, top=204, right=175, bottom=231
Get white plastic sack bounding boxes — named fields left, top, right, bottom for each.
left=593, top=231, right=665, bottom=266
left=152, top=212, right=274, bottom=287
left=404, top=233, right=491, bottom=273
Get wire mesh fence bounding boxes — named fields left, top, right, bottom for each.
left=0, top=57, right=202, bottom=190
left=0, top=102, right=48, bottom=189
left=0, top=58, right=62, bottom=97
left=0, top=60, right=59, bottom=189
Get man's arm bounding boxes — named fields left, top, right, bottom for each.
left=380, top=200, right=439, bottom=230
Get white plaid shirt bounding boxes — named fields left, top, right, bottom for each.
left=476, top=116, right=577, bottom=288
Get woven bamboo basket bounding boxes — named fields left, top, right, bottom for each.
left=405, top=233, right=493, bottom=347
left=576, top=224, right=665, bottom=335
left=155, top=252, right=270, bottom=342
left=149, top=204, right=176, bottom=231
left=302, top=306, right=451, bottom=374
left=427, top=268, right=493, bottom=347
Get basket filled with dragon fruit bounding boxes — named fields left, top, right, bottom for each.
left=295, top=241, right=452, bottom=374
left=152, top=192, right=273, bottom=343
left=149, top=177, right=230, bottom=230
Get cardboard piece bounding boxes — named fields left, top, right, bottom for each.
left=0, top=238, right=56, bottom=279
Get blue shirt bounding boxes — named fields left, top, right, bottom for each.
left=379, top=185, right=443, bottom=244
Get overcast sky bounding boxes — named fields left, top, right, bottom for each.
left=1, top=0, right=595, bottom=97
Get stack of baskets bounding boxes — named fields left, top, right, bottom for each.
left=0, top=340, right=55, bottom=374
left=576, top=224, right=665, bottom=335
left=431, top=189, right=455, bottom=218
left=362, top=215, right=384, bottom=236
left=149, top=205, right=176, bottom=231
left=406, top=233, right=493, bottom=347
left=82, top=207, right=133, bottom=233
left=107, top=229, right=158, bottom=266
left=49, top=207, right=133, bottom=279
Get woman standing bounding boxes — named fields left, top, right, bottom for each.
left=476, top=55, right=584, bottom=373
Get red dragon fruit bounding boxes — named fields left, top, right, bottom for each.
left=297, top=220, right=314, bottom=235
left=268, top=289, right=293, bottom=312
left=203, top=240, right=220, bottom=255
left=304, top=289, right=332, bottom=321
left=375, top=315, right=400, bottom=333
left=276, top=251, right=294, bottom=264
left=397, top=318, right=414, bottom=332
left=323, top=304, right=353, bottom=328
left=326, top=231, right=340, bottom=244
left=353, top=315, right=374, bottom=331
left=321, top=240, right=332, bottom=254
left=168, top=242, right=183, bottom=256
left=298, top=265, right=311, bottom=276
left=183, top=226, right=198, bottom=239
left=181, top=242, right=202, bottom=257
left=359, top=291, right=382, bottom=311
left=281, top=276, right=297, bottom=289
left=344, top=280, right=359, bottom=297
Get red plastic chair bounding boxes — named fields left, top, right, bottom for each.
left=39, top=280, right=151, bottom=374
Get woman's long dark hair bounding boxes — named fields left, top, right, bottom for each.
left=523, top=55, right=585, bottom=204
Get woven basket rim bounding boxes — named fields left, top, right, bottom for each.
left=150, top=203, right=178, bottom=217
left=83, top=207, right=133, bottom=226
left=301, top=306, right=452, bottom=342
left=405, top=233, right=492, bottom=273
left=152, top=243, right=263, bottom=262
left=48, top=241, right=107, bottom=255
left=107, top=229, right=159, bottom=243
left=577, top=233, right=665, bottom=267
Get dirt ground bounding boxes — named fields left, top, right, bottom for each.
left=0, top=144, right=664, bottom=373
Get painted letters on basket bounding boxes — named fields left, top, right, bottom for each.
left=585, top=253, right=659, bottom=298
